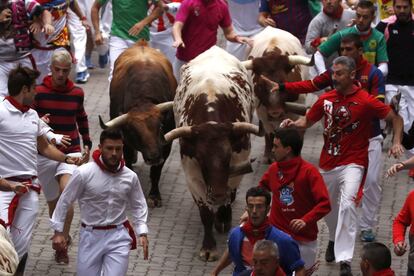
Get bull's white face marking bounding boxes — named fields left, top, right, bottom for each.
left=174, top=46, right=254, bottom=127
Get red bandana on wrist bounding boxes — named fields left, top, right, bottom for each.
left=92, top=149, right=125, bottom=173
left=241, top=217, right=270, bottom=246
left=5, top=96, right=30, bottom=113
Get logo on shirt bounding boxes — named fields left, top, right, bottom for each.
left=279, top=185, right=294, bottom=206
left=323, top=101, right=360, bottom=156
left=368, top=40, right=377, bottom=50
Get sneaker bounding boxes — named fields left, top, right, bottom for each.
left=360, top=229, right=376, bottom=242
left=340, top=262, right=353, bottom=276
left=409, top=168, right=414, bottom=179
left=98, top=52, right=109, bottom=68
left=54, top=247, right=69, bottom=265
left=85, top=55, right=95, bottom=69
left=325, top=240, right=335, bottom=262
left=75, top=70, right=90, bottom=84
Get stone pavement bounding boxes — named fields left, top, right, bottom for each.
left=24, top=54, right=413, bottom=276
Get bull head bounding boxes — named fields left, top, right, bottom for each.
left=98, top=101, right=174, bottom=129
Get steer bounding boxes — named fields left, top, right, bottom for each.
left=164, top=46, right=263, bottom=261
left=99, top=40, right=176, bottom=207
left=242, top=26, right=313, bottom=162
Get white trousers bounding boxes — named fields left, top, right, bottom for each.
left=322, top=164, right=365, bottom=263
left=31, top=49, right=53, bottom=84
left=108, top=36, right=135, bottom=82
left=77, top=225, right=131, bottom=276
left=359, top=135, right=383, bottom=230
left=150, top=29, right=176, bottom=63
left=297, top=240, right=317, bottom=270
left=0, top=180, right=39, bottom=259
left=67, top=9, right=87, bottom=74
left=386, top=84, right=414, bottom=158
left=37, top=153, right=81, bottom=202
left=0, top=57, right=34, bottom=97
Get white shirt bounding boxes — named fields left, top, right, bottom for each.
left=0, top=99, right=46, bottom=178
left=50, top=161, right=149, bottom=235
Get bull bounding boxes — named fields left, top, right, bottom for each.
left=164, top=46, right=263, bottom=261
left=99, top=41, right=176, bottom=207
left=242, top=27, right=313, bottom=162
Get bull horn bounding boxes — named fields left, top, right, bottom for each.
left=156, top=101, right=174, bottom=112
left=240, top=60, right=253, bottom=70
left=229, top=160, right=254, bottom=177
left=285, top=102, right=308, bottom=116
left=288, top=55, right=313, bottom=66
left=232, top=121, right=265, bottom=137
left=164, top=126, right=192, bottom=143
left=98, top=114, right=128, bottom=129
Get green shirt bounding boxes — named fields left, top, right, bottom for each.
left=319, top=26, right=388, bottom=65
left=98, top=0, right=149, bottom=41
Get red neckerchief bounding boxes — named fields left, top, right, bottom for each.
left=42, top=75, right=74, bottom=93
left=92, top=149, right=125, bottom=173
left=277, top=157, right=302, bottom=186
left=241, top=217, right=270, bottom=246
left=323, top=6, right=343, bottom=20
left=372, top=268, right=395, bottom=276
left=252, top=267, right=286, bottom=276
left=5, top=96, right=30, bottom=113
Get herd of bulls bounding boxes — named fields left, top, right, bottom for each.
left=99, top=26, right=314, bottom=261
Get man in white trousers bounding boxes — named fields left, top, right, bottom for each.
left=0, top=65, right=79, bottom=273
left=281, top=56, right=403, bottom=276
left=51, top=128, right=149, bottom=275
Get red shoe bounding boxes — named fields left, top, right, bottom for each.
left=409, top=169, right=414, bottom=179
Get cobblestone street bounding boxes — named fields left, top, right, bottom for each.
left=25, top=54, right=413, bottom=275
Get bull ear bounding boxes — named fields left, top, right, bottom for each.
left=285, top=102, right=308, bottom=116
left=155, top=101, right=174, bottom=112
left=98, top=114, right=128, bottom=129
left=232, top=121, right=265, bottom=137
left=164, top=126, right=193, bottom=143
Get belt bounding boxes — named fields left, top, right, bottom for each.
left=81, top=223, right=118, bottom=230
left=81, top=220, right=137, bottom=250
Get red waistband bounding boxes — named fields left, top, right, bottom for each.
left=0, top=219, right=6, bottom=228
left=81, top=221, right=137, bottom=250
left=6, top=176, right=37, bottom=182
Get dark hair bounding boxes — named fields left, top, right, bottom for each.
left=7, top=65, right=40, bottom=96
left=361, top=242, right=392, bottom=271
left=100, top=128, right=124, bottom=144
left=357, top=0, right=376, bottom=15
left=393, top=0, right=412, bottom=7
left=246, top=187, right=271, bottom=206
left=273, top=128, right=303, bottom=156
left=341, top=34, right=363, bottom=49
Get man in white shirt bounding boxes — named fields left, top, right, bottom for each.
left=51, top=128, right=149, bottom=275
left=0, top=65, right=79, bottom=271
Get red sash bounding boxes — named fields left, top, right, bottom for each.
left=6, top=177, right=40, bottom=227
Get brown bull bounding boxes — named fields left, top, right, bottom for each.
left=99, top=41, right=176, bottom=207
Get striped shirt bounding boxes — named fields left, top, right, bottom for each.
left=34, top=76, right=92, bottom=154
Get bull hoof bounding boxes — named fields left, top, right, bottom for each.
left=199, top=248, right=218, bottom=262
left=147, top=196, right=162, bottom=208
